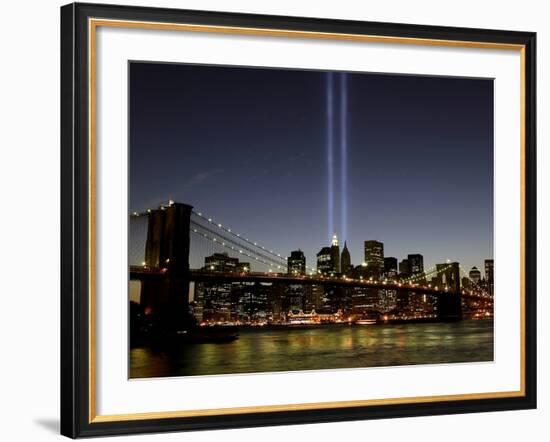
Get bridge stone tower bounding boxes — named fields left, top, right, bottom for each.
left=433, top=262, right=462, bottom=320
left=141, top=202, right=193, bottom=331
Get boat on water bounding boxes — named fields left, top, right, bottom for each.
left=355, top=318, right=377, bottom=325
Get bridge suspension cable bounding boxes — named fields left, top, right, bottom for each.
left=191, top=209, right=317, bottom=273
left=192, top=210, right=286, bottom=261
left=130, top=205, right=302, bottom=272
left=192, top=210, right=287, bottom=260
left=402, top=262, right=459, bottom=284
left=189, top=218, right=291, bottom=270
left=403, top=264, right=442, bottom=283
left=190, top=228, right=286, bottom=271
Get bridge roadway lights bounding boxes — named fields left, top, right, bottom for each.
left=133, top=202, right=465, bottom=325
left=133, top=268, right=465, bottom=322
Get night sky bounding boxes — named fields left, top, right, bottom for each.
left=130, top=62, right=493, bottom=273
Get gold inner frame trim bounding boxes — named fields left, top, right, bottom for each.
left=88, top=17, right=527, bottom=423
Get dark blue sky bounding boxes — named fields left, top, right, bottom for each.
left=130, top=62, right=493, bottom=272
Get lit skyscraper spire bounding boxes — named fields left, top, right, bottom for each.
left=331, top=233, right=340, bottom=273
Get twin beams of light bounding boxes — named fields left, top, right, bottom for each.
left=340, top=74, right=348, bottom=243
left=326, top=72, right=348, bottom=244
left=326, top=72, right=334, bottom=242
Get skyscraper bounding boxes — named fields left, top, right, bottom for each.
left=408, top=254, right=424, bottom=275
left=364, top=240, right=384, bottom=274
left=469, top=266, right=481, bottom=285
left=399, top=258, right=410, bottom=277
left=384, top=257, right=398, bottom=280
left=331, top=234, right=341, bottom=274
left=340, top=241, right=352, bottom=276
left=317, top=246, right=335, bottom=275
left=287, top=250, right=306, bottom=275
left=204, top=252, right=241, bottom=272
left=485, top=259, right=494, bottom=296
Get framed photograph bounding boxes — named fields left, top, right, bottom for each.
left=60, top=2, right=537, bottom=438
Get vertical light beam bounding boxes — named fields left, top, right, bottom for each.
left=327, top=72, right=334, bottom=241
left=340, top=73, right=348, bottom=243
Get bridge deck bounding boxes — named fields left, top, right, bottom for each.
left=129, top=266, right=471, bottom=297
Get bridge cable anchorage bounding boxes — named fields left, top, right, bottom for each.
left=190, top=222, right=288, bottom=271
left=191, top=210, right=317, bottom=273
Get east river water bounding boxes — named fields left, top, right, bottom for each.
left=130, top=319, right=493, bottom=378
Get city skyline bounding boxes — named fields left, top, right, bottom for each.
left=130, top=201, right=493, bottom=329
left=195, top=233, right=494, bottom=280
left=130, top=206, right=492, bottom=281
left=130, top=62, right=494, bottom=273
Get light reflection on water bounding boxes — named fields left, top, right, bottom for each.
left=130, top=319, right=493, bottom=378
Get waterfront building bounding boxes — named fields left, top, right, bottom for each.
left=351, top=287, right=380, bottom=313
left=485, top=259, right=494, bottom=296
left=266, top=283, right=286, bottom=322
left=378, top=289, right=398, bottom=312
left=197, top=253, right=253, bottom=322
left=234, top=282, right=270, bottom=321
left=409, top=293, right=437, bottom=316
left=396, top=291, right=410, bottom=315
left=304, top=285, right=325, bottom=311
left=286, top=284, right=306, bottom=312
left=194, top=282, right=233, bottom=322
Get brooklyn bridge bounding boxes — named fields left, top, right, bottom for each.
left=129, top=201, right=493, bottom=330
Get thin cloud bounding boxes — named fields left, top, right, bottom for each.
left=182, top=168, right=225, bottom=190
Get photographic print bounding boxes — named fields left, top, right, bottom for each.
left=61, top=5, right=536, bottom=436
left=128, top=62, right=495, bottom=378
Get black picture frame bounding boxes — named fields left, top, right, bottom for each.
left=61, top=2, right=537, bottom=438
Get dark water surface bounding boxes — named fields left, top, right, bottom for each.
left=130, top=319, right=493, bottom=378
